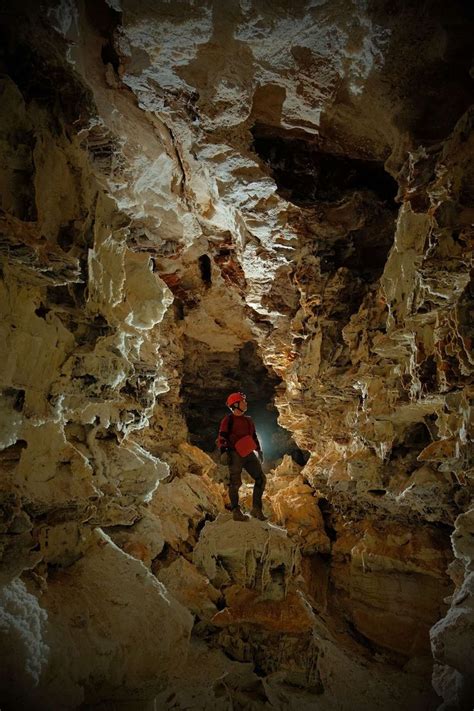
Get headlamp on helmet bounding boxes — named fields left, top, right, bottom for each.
left=226, top=392, right=246, bottom=409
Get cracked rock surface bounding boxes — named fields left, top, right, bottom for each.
left=0, top=1, right=473, bottom=709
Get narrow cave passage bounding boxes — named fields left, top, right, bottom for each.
left=180, top=340, right=304, bottom=463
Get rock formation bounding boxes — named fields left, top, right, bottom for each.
left=0, top=0, right=472, bottom=709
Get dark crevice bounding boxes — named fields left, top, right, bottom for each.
left=85, top=0, right=122, bottom=74
left=401, top=421, right=432, bottom=448
left=252, top=129, right=398, bottom=206
left=0, top=24, right=93, bottom=128
left=34, top=304, right=49, bottom=319
left=389, top=422, right=432, bottom=464
left=328, top=208, right=397, bottom=283
left=198, top=254, right=212, bottom=286
left=0, top=438, right=27, bottom=456
left=289, top=447, right=310, bottom=466
left=101, top=41, right=120, bottom=73
left=252, top=663, right=267, bottom=678
left=318, top=498, right=338, bottom=543
left=345, top=619, right=379, bottom=655
left=252, top=128, right=398, bottom=297
left=151, top=543, right=180, bottom=574
left=173, top=298, right=185, bottom=321
left=9, top=388, right=25, bottom=412
left=84, top=0, right=122, bottom=37
left=45, top=285, right=76, bottom=309
left=418, top=354, right=438, bottom=395
left=57, top=223, right=77, bottom=252
left=195, top=513, right=214, bottom=537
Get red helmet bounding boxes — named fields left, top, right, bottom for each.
left=226, top=392, right=246, bottom=408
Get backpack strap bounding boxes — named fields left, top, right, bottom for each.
left=220, top=414, right=233, bottom=445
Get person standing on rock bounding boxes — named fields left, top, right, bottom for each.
left=217, top=392, right=267, bottom=522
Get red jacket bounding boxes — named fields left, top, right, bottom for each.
left=217, top=414, right=261, bottom=452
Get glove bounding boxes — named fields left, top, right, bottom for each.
left=257, top=450, right=264, bottom=463
left=220, top=448, right=230, bottom=465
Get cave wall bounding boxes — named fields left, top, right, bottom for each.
left=0, top=7, right=195, bottom=707
left=0, top=1, right=473, bottom=709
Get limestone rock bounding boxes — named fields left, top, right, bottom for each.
left=0, top=1, right=473, bottom=708
left=211, top=585, right=315, bottom=634
left=0, top=530, right=193, bottom=709
left=150, top=472, right=225, bottom=550
left=268, top=457, right=330, bottom=554
left=153, top=641, right=269, bottom=711
left=331, top=522, right=452, bottom=656
left=106, top=511, right=165, bottom=567
left=0, top=578, right=49, bottom=707
left=193, top=515, right=300, bottom=598
left=157, top=557, right=220, bottom=619
left=431, top=510, right=474, bottom=710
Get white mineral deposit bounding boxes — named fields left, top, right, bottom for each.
left=0, top=1, right=472, bottom=709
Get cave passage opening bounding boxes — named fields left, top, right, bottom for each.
left=252, top=126, right=399, bottom=288
left=252, top=127, right=398, bottom=206
left=180, top=339, right=307, bottom=464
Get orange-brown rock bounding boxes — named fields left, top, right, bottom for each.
left=417, top=439, right=458, bottom=462
left=158, top=557, right=220, bottom=620
left=1, top=1, right=473, bottom=709
left=211, top=585, right=315, bottom=634
left=149, top=471, right=225, bottom=549
left=331, top=522, right=453, bottom=656
left=271, top=479, right=330, bottom=554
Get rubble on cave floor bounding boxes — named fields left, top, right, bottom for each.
left=149, top=485, right=440, bottom=711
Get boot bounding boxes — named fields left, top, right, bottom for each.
left=232, top=507, right=249, bottom=522
left=250, top=506, right=267, bottom=521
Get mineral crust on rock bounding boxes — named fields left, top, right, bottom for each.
left=193, top=516, right=299, bottom=596
left=431, top=510, right=474, bottom=711
left=0, top=0, right=473, bottom=709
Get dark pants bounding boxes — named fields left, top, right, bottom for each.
left=228, top=451, right=266, bottom=510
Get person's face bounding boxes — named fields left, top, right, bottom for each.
left=234, top=398, right=247, bottom=415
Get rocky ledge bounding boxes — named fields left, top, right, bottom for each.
left=0, top=1, right=472, bottom=709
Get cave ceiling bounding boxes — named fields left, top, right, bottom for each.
left=0, top=0, right=473, bottom=709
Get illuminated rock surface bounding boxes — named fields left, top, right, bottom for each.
left=0, top=0, right=472, bottom=709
